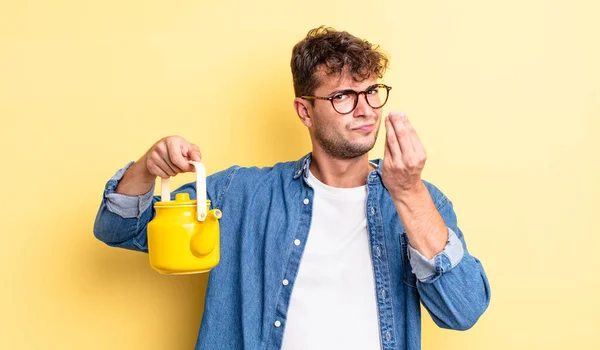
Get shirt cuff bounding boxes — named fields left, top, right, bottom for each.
left=104, top=161, right=155, bottom=219
left=407, top=227, right=464, bottom=283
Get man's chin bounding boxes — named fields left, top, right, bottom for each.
left=354, top=136, right=378, bottom=153
left=338, top=142, right=377, bottom=159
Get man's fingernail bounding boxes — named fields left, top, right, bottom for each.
left=400, top=112, right=406, bottom=118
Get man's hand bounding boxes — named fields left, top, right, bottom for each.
left=144, top=136, right=202, bottom=179
left=382, top=112, right=447, bottom=259
left=382, top=112, right=427, bottom=201
left=115, top=136, right=202, bottom=196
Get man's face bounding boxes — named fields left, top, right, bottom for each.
left=307, top=69, right=383, bottom=160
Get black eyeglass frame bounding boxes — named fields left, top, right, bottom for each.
left=300, top=83, right=392, bottom=115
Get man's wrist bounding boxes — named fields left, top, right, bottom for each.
left=391, top=181, right=428, bottom=206
left=115, top=156, right=156, bottom=195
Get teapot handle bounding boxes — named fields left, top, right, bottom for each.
left=159, top=160, right=207, bottom=222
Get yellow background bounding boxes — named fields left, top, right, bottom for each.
left=1, top=0, right=598, bottom=349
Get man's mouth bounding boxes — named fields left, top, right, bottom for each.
left=351, top=123, right=375, bottom=132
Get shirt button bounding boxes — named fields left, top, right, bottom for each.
left=303, top=198, right=309, bottom=205
left=381, top=289, right=387, bottom=299
left=274, top=320, right=281, bottom=327
left=282, top=279, right=289, bottom=286
left=375, top=246, right=381, bottom=257
left=294, top=239, right=301, bottom=246
left=386, top=331, right=391, bottom=341
left=370, top=207, right=375, bottom=215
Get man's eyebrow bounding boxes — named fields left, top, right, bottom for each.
left=328, top=83, right=380, bottom=95
left=327, top=88, right=356, bottom=97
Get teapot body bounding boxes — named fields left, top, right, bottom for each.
left=147, top=194, right=220, bottom=274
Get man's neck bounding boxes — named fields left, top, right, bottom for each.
left=309, top=149, right=375, bottom=188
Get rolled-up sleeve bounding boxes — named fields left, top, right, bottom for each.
left=407, top=227, right=464, bottom=283
left=93, top=161, right=157, bottom=252
left=104, top=162, right=155, bottom=219
left=414, top=182, right=491, bottom=331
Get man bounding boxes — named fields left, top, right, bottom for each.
left=94, top=26, right=490, bottom=350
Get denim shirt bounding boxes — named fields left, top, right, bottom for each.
left=93, top=154, right=490, bottom=350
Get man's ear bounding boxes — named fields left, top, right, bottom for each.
left=294, top=97, right=313, bottom=128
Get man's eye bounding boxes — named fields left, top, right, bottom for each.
left=333, top=93, right=348, bottom=101
left=367, top=89, right=378, bottom=95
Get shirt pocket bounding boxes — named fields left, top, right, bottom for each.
left=400, top=231, right=417, bottom=288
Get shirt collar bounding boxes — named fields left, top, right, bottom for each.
left=293, top=153, right=383, bottom=181
left=293, top=153, right=312, bottom=180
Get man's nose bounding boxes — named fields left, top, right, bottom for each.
left=353, top=92, right=374, bottom=117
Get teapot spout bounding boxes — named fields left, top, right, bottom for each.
left=209, top=209, right=222, bottom=220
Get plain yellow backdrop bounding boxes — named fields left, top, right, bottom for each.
left=1, top=1, right=598, bottom=349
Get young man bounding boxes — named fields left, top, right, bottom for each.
left=94, top=26, right=490, bottom=350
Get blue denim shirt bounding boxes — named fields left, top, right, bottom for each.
left=93, top=154, right=490, bottom=350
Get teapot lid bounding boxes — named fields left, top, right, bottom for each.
left=155, top=193, right=204, bottom=207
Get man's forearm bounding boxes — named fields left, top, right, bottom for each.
left=115, top=156, right=156, bottom=196
left=393, top=182, right=448, bottom=260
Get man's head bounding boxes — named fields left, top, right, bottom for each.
left=291, top=26, right=391, bottom=160
left=291, top=26, right=389, bottom=99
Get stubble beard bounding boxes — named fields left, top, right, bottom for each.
left=314, top=122, right=380, bottom=160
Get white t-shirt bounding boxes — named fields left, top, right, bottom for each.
left=281, top=170, right=382, bottom=350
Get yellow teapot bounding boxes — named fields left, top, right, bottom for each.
left=147, top=161, right=222, bottom=274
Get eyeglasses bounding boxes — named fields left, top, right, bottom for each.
left=301, top=83, right=392, bottom=115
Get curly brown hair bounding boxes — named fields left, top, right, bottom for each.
left=291, top=26, right=389, bottom=99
